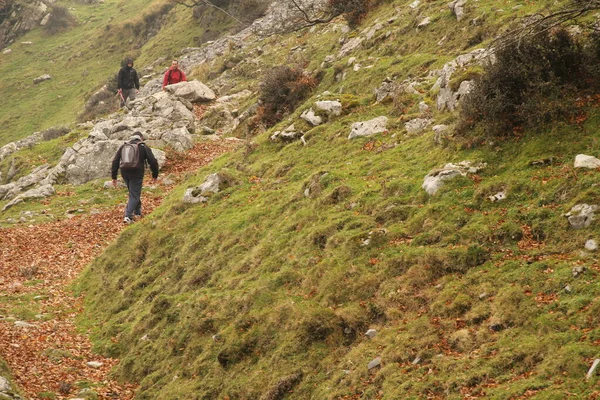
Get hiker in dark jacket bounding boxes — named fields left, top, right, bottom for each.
left=162, top=60, right=187, bottom=90
left=111, top=132, right=159, bottom=224
left=117, top=57, right=140, bottom=107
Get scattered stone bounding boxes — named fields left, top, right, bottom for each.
left=0, top=376, right=10, bottom=392
left=564, top=285, right=572, bottom=293
left=86, top=361, right=104, bottom=369
left=33, top=74, right=51, bottom=84
left=14, top=321, right=35, bottom=328
left=164, top=80, right=216, bottom=103
left=315, top=100, right=342, bottom=116
left=411, top=356, right=421, bottom=365
left=479, top=293, right=488, bottom=300
left=2, top=48, right=11, bottom=55
left=405, top=118, right=433, bottom=135
left=365, top=329, right=377, bottom=338
left=448, top=0, right=468, bottom=21
left=300, top=108, right=323, bottom=126
left=348, top=116, right=388, bottom=139
left=409, top=0, right=420, bottom=9
left=432, top=124, right=449, bottom=145
left=574, top=154, right=600, bottom=169
left=417, top=17, right=431, bottom=28
left=422, top=161, right=486, bottom=195
left=270, top=124, right=304, bottom=142
left=585, top=239, right=598, bottom=251
left=419, top=101, right=430, bottom=113
left=572, top=266, right=586, bottom=278
left=587, top=359, right=600, bottom=380
left=183, top=172, right=236, bottom=204
left=488, top=191, right=506, bottom=202
left=529, top=157, right=555, bottom=167
left=565, top=204, right=598, bottom=229
left=367, top=357, right=382, bottom=370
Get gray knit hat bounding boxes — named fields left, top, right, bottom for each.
left=130, top=132, right=144, bottom=141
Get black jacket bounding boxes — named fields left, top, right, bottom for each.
left=111, top=139, right=159, bottom=180
left=117, top=66, right=140, bottom=90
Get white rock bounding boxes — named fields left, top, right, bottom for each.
left=365, top=329, right=377, bottom=338
left=574, top=154, right=600, bottom=169
left=585, top=239, right=598, bottom=251
left=86, top=361, right=104, bottom=369
left=300, top=108, right=323, bottom=126
left=348, top=116, right=388, bottom=140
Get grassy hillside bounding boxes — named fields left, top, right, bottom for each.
left=4, top=0, right=600, bottom=398
left=0, top=0, right=231, bottom=147
left=62, top=0, right=600, bottom=398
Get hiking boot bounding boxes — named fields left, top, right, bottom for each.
left=123, top=216, right=133, bottom=224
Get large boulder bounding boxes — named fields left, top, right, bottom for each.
left=423, top=161, right=486, bottom=195
left=183, top=172, right=237, bottom=204
left=348, top=116, right=388, bottom=139
left=3, top=184, right=55, bottom=211
left=565, top=204, right=598, bottom=229
left=164, top=80, right=216, bottom=103
left=574, top=154, right=600, bottom=169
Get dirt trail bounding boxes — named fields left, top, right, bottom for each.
left=0, top=140, right=240, bottom=399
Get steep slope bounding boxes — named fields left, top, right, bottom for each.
left=71, top=0, right=600, bottom=399
left=4, top=0, right=600, bottom=398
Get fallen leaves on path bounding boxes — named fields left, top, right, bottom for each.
left=0, top=140, right=240, bottom=399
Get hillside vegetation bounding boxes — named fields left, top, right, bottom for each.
left=4, top=0, right=600, bottom=398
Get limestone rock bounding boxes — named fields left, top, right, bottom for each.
left=423, top=161, right=486, bottom=195
left=405, top=118, right=433, bottom=135
left=565, top=204, right=598, bottom=229
left=183, top=172, right=236, bottom=204
left=3, top=184, right=55, bottom=211
left=271, top=124, right=304, bottom=142
left=315, top=100, right=342, bottom=116
left=574, top=154, right=600, bottom=169
left=301, top=108, right=322, bottom=126
left=164, top=80, right=216, bottom=103
left=367, top=357, right=382, bottom=370
left=33, top=74, right=51, bottom=84
left=348, top=116, right=388, bottom=140
left=448, top=0, right=468, bottom=21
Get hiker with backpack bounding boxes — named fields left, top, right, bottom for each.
left=117, top=57, right=140, bottom=107
left=162, top=60, right=187, bottom=90
left=111, top=132, right=159, bottom=224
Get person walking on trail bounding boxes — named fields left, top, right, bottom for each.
left=111, top=132, right=159, bottom=224
left=117, top=57, right=140, bottom=107
left=162, top=60, right=187, bottom=90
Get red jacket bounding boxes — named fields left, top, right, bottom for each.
left=162, top=68, right=187, bottom=89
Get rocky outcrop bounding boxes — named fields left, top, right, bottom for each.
left=183, top=172, right=237, bottom=204
left=433, top=48, right=490, bottom=111
left=0, top=0, right=55, bottom=49
left=348, top=116, right=388, bottom=140
left=422, top=161, right=486, bottom=195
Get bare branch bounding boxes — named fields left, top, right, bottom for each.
left=493, top=1, right=600, bottom=51
left=172, top=0, right=244, bottom=25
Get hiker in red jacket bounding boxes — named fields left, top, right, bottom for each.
left=162, top=60, right=187, bottom=90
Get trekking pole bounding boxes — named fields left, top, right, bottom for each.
left=117, top=89, right=125, bottom=105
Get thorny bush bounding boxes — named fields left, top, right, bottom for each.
left=259, top=66, right=319, bottom=127
left=457, top=28, right=600, bottom=139
left=329, top=0, right=371, bottom=27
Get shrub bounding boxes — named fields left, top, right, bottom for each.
left=329, top=0, right=372, bottom=27
left=43, top=5, right=78, bottom=35
left=457, top=28, right=600, bottom=139
left=78, top=75, right=120, bottom=122
left=259, top=66, right=319, bottom=127
left=229, top=0, right=269, bottom=23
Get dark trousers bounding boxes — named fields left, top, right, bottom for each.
left=123, top=176, right=143, bottom=218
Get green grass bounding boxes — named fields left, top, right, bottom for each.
left=4, top=0, right=600, bottom=398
